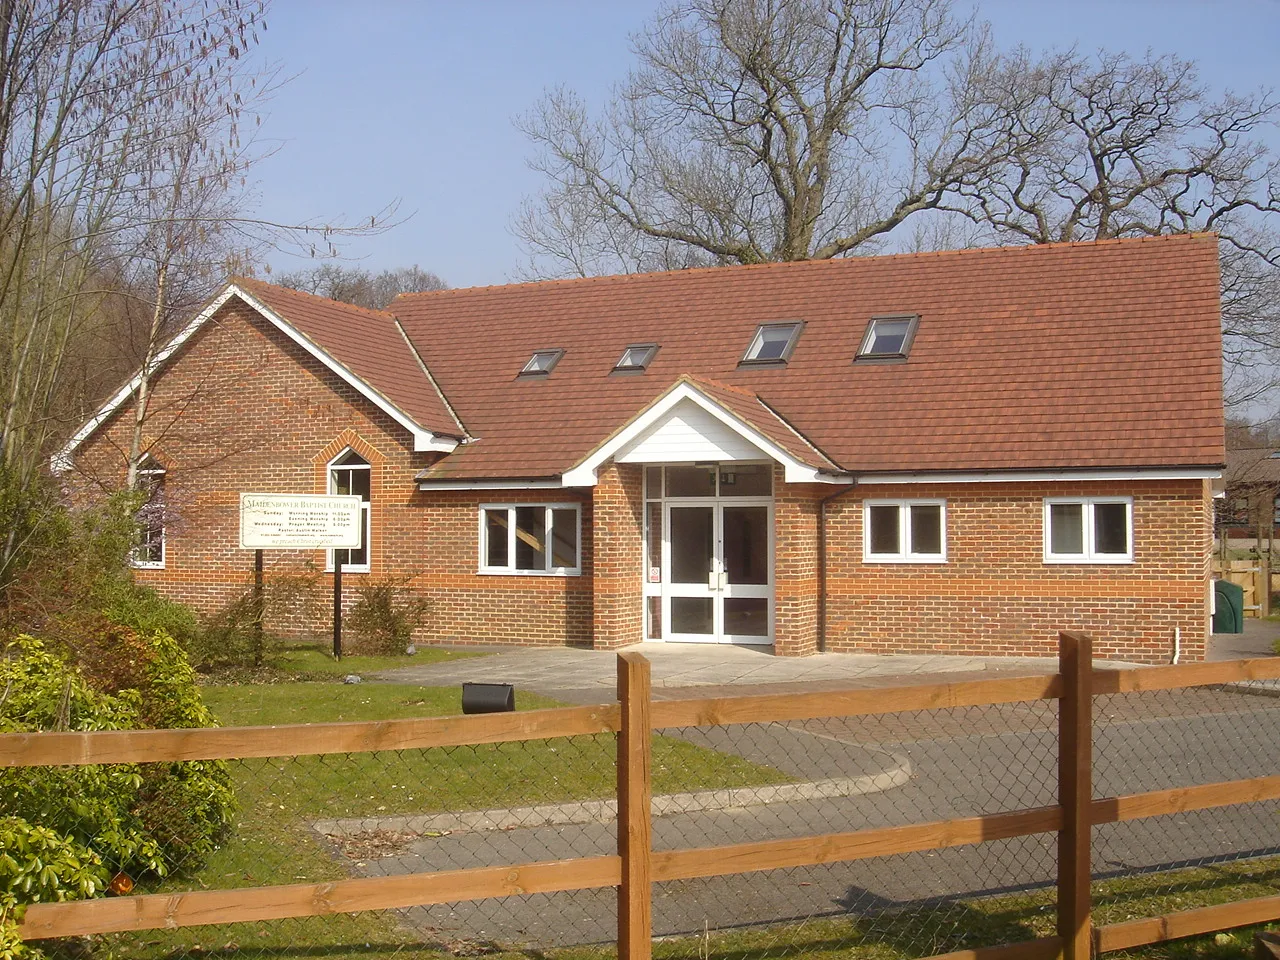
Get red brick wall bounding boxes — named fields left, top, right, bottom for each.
left=807, top=478, right=1211, bottom=662
left=67, top=299, right=593, bottom=648
left=67, top=297, right=1212, bottom=661
left=592, top=463, right=644, bottom=649
left=774, top=465, right=819, bottom=656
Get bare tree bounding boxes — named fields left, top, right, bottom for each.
left=0, top=0, right=399, bottom=591
left=277, top=264, right=448, bottom=310
left=943, top=48, right=1280, bottom=408
left=513, top=0, right=1021, bottom=277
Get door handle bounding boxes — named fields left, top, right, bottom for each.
left=719, top=572, right=728, bottom=590
left=708, top=570, right=718, bottom=591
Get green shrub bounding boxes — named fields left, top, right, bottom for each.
left=192, top=565, right=323, bottom=670
left=346, top=576, right=433, bottom=655
left=0, top=633, right=233, bottom=879
left=0, top=816, right=108, bottom=959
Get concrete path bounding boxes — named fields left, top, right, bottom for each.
left=1209, top=617, right=1280, bottom=660
left=376, top=642, right=1063, bottom=705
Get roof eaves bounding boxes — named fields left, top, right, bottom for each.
left=229, top=284, right=458, bottom=454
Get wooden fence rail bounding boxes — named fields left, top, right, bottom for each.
left=10, top=635, right=1280, bottom=959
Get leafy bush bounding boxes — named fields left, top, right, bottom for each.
left=2, top=490, right=200, bottom=654
left=0, top=633, right=233, bottom=879
left=192, top=565, right=323, bottom=670
left=0, top=816, right=108, bottom=958
left=345, top=576, right=433, bottom=655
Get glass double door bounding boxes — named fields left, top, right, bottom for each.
left=664, top=501, right=772, bottom=644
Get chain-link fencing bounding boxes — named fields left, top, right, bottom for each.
left=13, top=654, right=1280, bottom=960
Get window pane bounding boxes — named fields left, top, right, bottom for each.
left=647, top=596, right=662, bottom=640
left=333, top=468, right=352, bottom=496
left=666, top=465, right=716, bottom=497
left=869, top=505, right=900, bottom=555
left=645, top=466, right=662, bottom=499
left=868, top=318, right=910, bottom=355
left=1050, top=503, right=1084, bottom=555
left=718, top=463, right=772, bottom=497
left=909, top=505, right=942, bottom=556
left=349, top=509, right=368, bottom=566
left=670, top=507, right=713, bottom=584
left=725, top=598, right=769, bottom=637
left=551, top=508, right=578, bottom=568
left=749, top=323, right=798, bottom=361
left=1094, top=502, right=1129, bottom=555
left=485, top=509, right=509, bottom=568
left=671, top=597, right=713, bottom=635
left=646, top=502, right=663, bottom=582
left=350, top=468, right=371, bottom=501
left=723, top=506, right=768, bottom=585
left=514, top=506, right=547, bottom=570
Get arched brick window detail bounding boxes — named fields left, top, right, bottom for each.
left=328, top=448, right=371, bottom=572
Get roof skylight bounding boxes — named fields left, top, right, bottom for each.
left=614, top=343, right=658, bottom=372
left=520, top=349, right=564, bottom=376
left=741, top=322, right=803, bottom=365
left=856, top=315, right=918, bottom=361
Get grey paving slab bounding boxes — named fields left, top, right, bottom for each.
left=1210, top=617, right=1280, bottom=661
left=373, top=642, right=1063, bottom=698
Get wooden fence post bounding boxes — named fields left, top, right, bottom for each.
left=618, top=651, right=653, bottom=960
left=1058, top=631, right=1093, bottom=960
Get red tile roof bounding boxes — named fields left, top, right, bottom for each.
left=382, top=234, right=1222, bottom=480
left=232, top=277, right=465, bottom=439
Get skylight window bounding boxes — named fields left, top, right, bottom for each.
left=520, top=349, right=564, bottom=376
left=741, top=322, right=803, bottom=365
left=856, top=315, right=919, bottom=361
left=614, top=343, right=658, bottom=372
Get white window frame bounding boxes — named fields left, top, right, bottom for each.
left=479, top=503, right=582, bottom=576
left=856, top=314, right=919, bottom=360
left=740, top=321, right=803, bottom=364
left=131, top=462, right=167, bottom=570
left=326, top=449, right=371, bottom=573
left=1043, top=497, right=1133, bottom=564
left=863, top=499, right=947, bottom=563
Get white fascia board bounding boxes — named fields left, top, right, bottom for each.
left=857, top=468, right=1223, bottom=485
left=417, top=478, right=565, bottom=491
left=230, top=286, right=457, bottom=454
left=53, top=285, right=457, bottom=473
left=561, top=381, right=850, bottom=487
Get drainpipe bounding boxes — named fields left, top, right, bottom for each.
left=818, top=483, right=860, bottom=653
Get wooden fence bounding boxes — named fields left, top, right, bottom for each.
left=5, top=632, right=1280, bottom=960
left=1213, top=558, right=1267, bottom=616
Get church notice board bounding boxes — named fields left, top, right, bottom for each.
left=239, top=493, right=362, bottom=550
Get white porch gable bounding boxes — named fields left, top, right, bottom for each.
left=560, top=379, right=849, bottom=487
left=614, top=397, right=770, bottom=463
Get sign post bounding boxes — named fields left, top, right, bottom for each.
left=239, top=493, right=363, bottom=661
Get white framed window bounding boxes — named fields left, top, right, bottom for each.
left=480, top=503, right=581, bottom=575
left=614, top=343, right=658, bottom=372
left=520, top=349, right=565, bottom=376
left=856, top=314, right=919, bottom=360
left=864, top=499, right=946, bottom=562
left=1044, top=497, right=1133, bottom=563
left=740, top=321, right=803, bottom=364
left=131, top=458, right=166, bottom=569
left=328, top=449, right=371, bottom=572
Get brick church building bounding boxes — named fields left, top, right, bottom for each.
left=61, top=234, right=1225, bottom=661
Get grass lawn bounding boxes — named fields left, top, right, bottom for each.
left=198, top=642, right=481, bottom=684
left=101, top=673, right=791, bottom=959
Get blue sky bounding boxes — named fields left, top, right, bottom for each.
left=250, top=1, right=1280, bottom=290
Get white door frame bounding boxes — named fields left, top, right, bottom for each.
left=654, top=490, right=774, bottom=645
